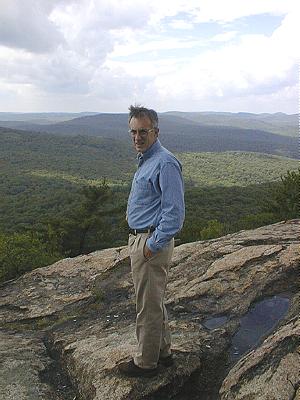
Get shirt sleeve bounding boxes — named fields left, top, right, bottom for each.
left=146, top=161, right=185, bottom=252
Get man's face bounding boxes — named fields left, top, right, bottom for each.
left=129, top=116, right=158, bottom=153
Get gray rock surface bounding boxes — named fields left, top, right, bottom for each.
left=0, top=220, right=299, bottom=399
left=0, top=331, right=55, bottom=400
left=219, top=292, right=300, bottom=400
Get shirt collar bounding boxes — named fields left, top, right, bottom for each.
left=137, top=139, right=161, bottom=164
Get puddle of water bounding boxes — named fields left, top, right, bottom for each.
left=230, top=294, right=290, bottom=361
left=203, top=315, right=228, bottom=330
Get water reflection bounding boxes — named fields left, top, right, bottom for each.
left=230, top=295, right=290, bottom=361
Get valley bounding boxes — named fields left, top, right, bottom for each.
left=0, top=111, right=298, bottom=281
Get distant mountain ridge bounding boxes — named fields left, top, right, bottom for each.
left=0, top=112, right=297, bottom=159
left=0, top=111, right=297, bottom=136
left=164, top=111, right=298, bottom=137
left=0, top=112, right=98, bottom=124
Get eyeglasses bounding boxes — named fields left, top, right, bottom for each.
left=128, top=128, right=156, bottom=137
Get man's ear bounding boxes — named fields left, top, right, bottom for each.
left=155, top=128, right=159, bottom=137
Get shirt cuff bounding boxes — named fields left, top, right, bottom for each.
left=146, top=237, right=161, bottom=253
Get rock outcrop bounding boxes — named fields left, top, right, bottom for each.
left=0, top=220, right=299, bottom=400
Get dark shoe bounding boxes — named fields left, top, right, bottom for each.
left=118, top=359, right=158, bottom=378
left=159, top=354, right=174, bottom=367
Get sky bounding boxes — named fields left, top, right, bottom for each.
left=0, top=0, right=299, bottom=113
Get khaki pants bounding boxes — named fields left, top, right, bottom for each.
left=128, top=233, right=174, bottom=369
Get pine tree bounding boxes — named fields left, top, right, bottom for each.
left=264, top=169, right=299, bottom=220
left=42, top=180, right=125, bottom=256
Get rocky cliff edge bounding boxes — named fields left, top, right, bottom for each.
left=0, top=220, right=299, bottom=400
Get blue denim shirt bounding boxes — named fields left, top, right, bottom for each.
left=127, top=139, right=185, bottom=252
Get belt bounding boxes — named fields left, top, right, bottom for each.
left=129, top=227, right=155, bottom=235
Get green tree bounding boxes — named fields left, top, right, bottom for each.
left=42, top=181, right=126, bottom=256
left=233, top=212, right=276, bottom=231
left=264, top=169, right=299, bottom=220
left=0, top=232, right=61, bottom=282
left=200, top=219, right=225, bottom=240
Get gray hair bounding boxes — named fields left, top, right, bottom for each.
left=128, top=105, right=159, bottom=129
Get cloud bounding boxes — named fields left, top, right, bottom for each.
left=150, top=24, right=298, bottom=109
left=0, top=0, right=67, bottom=53
left=168, top=19, right=194, bottom=30
left=0, top=0, right=298, bottom=112
left=117, top=4, right=299, bottom=112
left=210, top=31, right=238, bottom=42
left=0, top=45, right=92, bottom=94
left=147, top=0, right=298, bottom=24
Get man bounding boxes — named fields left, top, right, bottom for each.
left=118, top=105, right=185, bottom=377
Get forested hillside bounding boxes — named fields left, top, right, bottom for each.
left=0, top=125, right=298, bottom=282
left=164, top=111, right=298, bottom=137
left=1, top=126, right=298, bottom=231
left=181, top=152, right=298, bottom=186
left=0, top=127, right=135, bottom=182
left=0, top=112, right=297, bottom=158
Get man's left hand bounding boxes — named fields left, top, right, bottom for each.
left=143, top=244, right=153, bottom=259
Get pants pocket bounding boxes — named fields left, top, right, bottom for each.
left=141, top=234, right=151, bottom=261
left=128, top=234, right=136, bottom=255
left=146, top=239, right=174, bottom=266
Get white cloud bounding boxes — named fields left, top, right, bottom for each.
left=147, top=0, right=298, bottom=24
left=0, top=0, right=66, bottom=53
left=168, top=20, right=194, bottom=30
left=151, top=22, right=298, bottom=110
left=120, top=4, right=299, bottom=112
left=108, top=36, right=203, bottom=58
left=210, top=31, right=238, bottom=42
left=0, top=0, right=298, bottom=112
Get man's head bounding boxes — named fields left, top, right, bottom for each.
left=128, top=105, right=159, bottom=153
